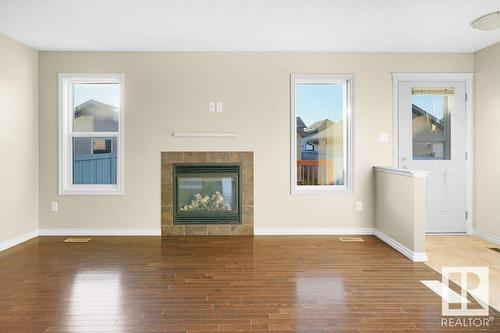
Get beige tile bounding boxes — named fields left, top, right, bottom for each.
left=242, top=182, right=254, bottom=206
left=242, top=166, right=254, bottom=184
left=161, top=183, right=172, bottom=207
left=161, top=164, right=172, bottom=185
left=242, top=205, right=253, bottom=225
left=230, top=152, right=242, bottom=162
left=239, top=152, right=253, bottom=164
left=162, top=225, right=184, bottom=236
left=162, top=152, right=184, bottom=164
left=207, top=152, right=233, bottom=163
left=207, top=225, right=231, bottom=235
left=184, top=152, right=208, bottom=163
left=161, top=206, right=173, bottom=225
left=185, top=225, right=208, bottom=235
left=231, top=224, right=253, bottom=235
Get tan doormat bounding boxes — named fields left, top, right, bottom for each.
left=64, top=237, right=91, bottom=243
left=339, top=237, right=364, bottom=242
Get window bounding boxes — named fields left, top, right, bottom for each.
left=411, top=88, right=453, bottom=160
left=92, top=138, right=113, bottom=155
left=59, top=74, right=124, bottom=195
left=291, top=74, right=353, bottom=193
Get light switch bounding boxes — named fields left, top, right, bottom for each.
left=50, top=201, right=59, bottom=212
left=208, top=102, right=216, bottom=112
left=356, top=201, right=364, bottom=212
left=378, top=133, right=389, bottom=144
left=216, top=102, right=223, bottom=113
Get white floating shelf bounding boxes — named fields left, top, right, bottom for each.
left=172, top=132, right=236, bottom=137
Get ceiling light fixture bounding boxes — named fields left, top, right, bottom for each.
left=471, top=11, right=500, bottom=30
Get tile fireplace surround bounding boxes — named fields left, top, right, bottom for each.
left=161, top=152, right=254, bottom=236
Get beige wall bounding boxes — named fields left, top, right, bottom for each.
left=38, top=52, right=472, bottom=230
left=374, top=168, right=427, bottom=254
left=474, top=42, right=500, bottom=241
left=0, top=34, right=38, bottom=243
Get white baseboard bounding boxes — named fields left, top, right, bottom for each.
left=254, top=227, right=375, bottom=235
left=38, top=228, right=161, bottom=236
left=374, top=229, right=428, bottom=262
left=0, top=229, right=39, bottom=252
left=475, top=230, right=500, bottom=245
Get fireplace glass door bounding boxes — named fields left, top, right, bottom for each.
left=173, top=165, right=240, bottom=224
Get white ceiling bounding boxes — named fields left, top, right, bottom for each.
left=0, top=0, right=499, bottom=52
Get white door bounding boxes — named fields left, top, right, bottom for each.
left=398, top=81, right=467, bottom=233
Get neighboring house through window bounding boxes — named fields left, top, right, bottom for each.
left=291, top=74, right=353, bottom=193
left=59, top=74, right=124, bottom=194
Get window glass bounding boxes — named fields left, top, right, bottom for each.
left=73, top=137, right=117, bottom=185
left=412, top=88, right=453, bottom=160
left=295, top=83, right=345, bottom=186
left=92, top=138, right=113, bottom=154
left=73, top=83, right=120, bottom=132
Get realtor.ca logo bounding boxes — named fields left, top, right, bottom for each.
left=441, top=266, right=489, bottom=317
left=439, top=267, right=494, bottom=329
left=422, top=266, right=493, bottom=328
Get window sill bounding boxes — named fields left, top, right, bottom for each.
left=291, top=185, right=352, bottom=195
left=59, top=186, right=124, bottom=196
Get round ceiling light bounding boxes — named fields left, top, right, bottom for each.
left=472, top=11, right=500, bottom=30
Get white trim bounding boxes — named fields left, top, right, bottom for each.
left=374, top=166, right=428, bottom=178
left=290, top=73, right=354, bottom=194
left=254, top=227, right=374, bottom=235
left=464, top=78, right=474, bottom=235
left=392, top=72, right=474, bottom=235
left=392, top=73, right=474, bottom=82
left=475, top=230, right=500, bottom=245
left=38, top=228, right=161, bottom=236
left=58, top=73, right=125, bottom=196
left=172, top=132, right=236, bottom=137
left=374, top=229, right=428, bottom=262
left=0, top=229, right=39, bottom=252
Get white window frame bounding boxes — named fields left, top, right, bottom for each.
left=290, top=74, right=354, bottom=194
left=58, top=73, right=125, bottom=195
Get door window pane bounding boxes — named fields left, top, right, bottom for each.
left=73, top=83, right=120, bottom=132
left=412, top=88, right=453, bottom=160
left=296, top=83, right=345, bottom=186
left=73, top=137, right=117, bottom=184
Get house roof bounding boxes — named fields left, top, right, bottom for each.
left=74, top=99, right=119, bottom=132
left=298, top=119, right=336, bottom=138
left=412, top=104, right=443, bottom=129
left=74, top=99, right=119, bottom=120
left=296, top=117, right=306, bottom=129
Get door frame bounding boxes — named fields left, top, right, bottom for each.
left=392, top=73, right=474, bottom=234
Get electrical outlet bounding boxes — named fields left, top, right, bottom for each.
left=208, top=102, right=216, bottom=112
left=378, top=133, right=389, bottom=144
left=50, top=201, right=59, bottom=212
left=356, top=201, right=364, bottom=212
left=216, top=102, right=223, bottom=112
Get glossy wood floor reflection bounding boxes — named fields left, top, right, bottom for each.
left=0, top=236, right=498, bottom=333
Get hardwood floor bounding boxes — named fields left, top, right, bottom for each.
left=426, top=235, right=500, bottom=312
left=0, top=236, right=498, bottom=332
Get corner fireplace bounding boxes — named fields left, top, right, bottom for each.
left=173, top=164, right=241, bottom=225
